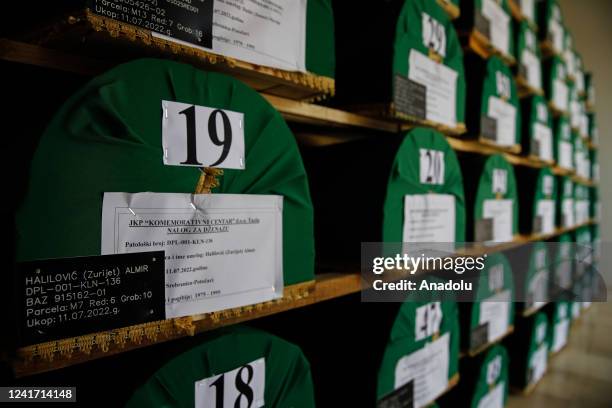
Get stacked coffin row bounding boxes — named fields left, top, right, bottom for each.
left=6, top=0, right=601, bottom=406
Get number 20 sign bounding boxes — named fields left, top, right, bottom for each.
left=162, top=100, right=246, bottom=169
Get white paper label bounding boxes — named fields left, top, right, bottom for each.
left=101, top=192, right=283, bottom=319
left=488, top=264, right=505, bottom=292
left=575, top=200, right=589, bottom=224
left=487, top=355, right=503, bottom=385
left=415, top=302, right=443, bottom=341
left=477, top=382, right=505, bottom=408
left=552, top=319, right=569, bottom=353
left=580, top=112, right=589, bottom=137
left=487, top=97, right=517, bottom=146
left=195, top=358, right=265, bottom=408
left=549, top=19, right=564, bottom=53
left=556, top=259, right=572, bottom=289
left=553, top=80, right=569, bottom=111
left=521, top=0, right=535, bottom=21
left=408, top=50, right=458, bottom=127
left=419, top=149, right=445, bottom=185
left=533, top=123, right=553, bottom=161
left=483, top=199, right=514, bottom=243
left=153, top=1, right=307, bottom=72
left=403, top=195, right=455, bottom=243
left=570, top=100, right=581, bottom=128
left=394, top=333, right=450, bottom=408
left=521, top=49, right=542, bottom=90
left=529, top=269, right=548, bottom=310
left=559, top=141, right=573, bottom=169
left=422, top=13, right=446, bottom=57
left=564, top=49, right=576, bottom=78
left=542, top=175, right=554, bottom=196
left=562, top=198, right=575, bottom=227
left=482, top=0, right=510, bottom=55
left=530, top=344, right=548, bottom=384
left=162, top=100, right=245, bottom=169
left=479, top=290, right=511, bottom=343
left=536, top=199, right=555, bottom=234
left=492, top=169, right=508, bottom=195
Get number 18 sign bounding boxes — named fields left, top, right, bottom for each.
left=162, top=100, right=246, bottom=169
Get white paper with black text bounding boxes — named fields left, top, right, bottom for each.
left=487, top=97, right=516, bottom=147
left=482, top=0, right=510, bottom=55
left=403, top=195, right=456, bottom=243
left=483, top=199, right=514, bottom=243
left=394, top=333, right=450, bottom=408
left=101, top=192, right=283, bottom=319
left=195, top=358, right=265, bottom=408
left=153, top=1, right=307, bottom=72
left=479, top=290, right=511, bottom=343
left=477, top=381, right=505, bottom=408
left=409, top=50, right=458, bottom=127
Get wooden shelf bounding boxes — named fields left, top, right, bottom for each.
left=3, top=7, right=335, bottom=101
left=437, top=0, right=461, bottom=20
left=464, top=30, right=516, bottom=66
left=12, top=273, right=362, bottom=377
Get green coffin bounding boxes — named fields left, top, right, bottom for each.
left=574, top=134, right=590, bottom=180
left=590, top=186, right=600, bottom=221
left=126, top=327, right=315, bottom=408
left=383, top=128, right=466, bottom=243
left=574, top=183, right=590, bottom=225
left=460, top=252, right=515, bottom=352
left=469, top=345, right=510, bottom=408
left=377, top=288, right=459, bottom=406
left=585, top=72, right=596, bottom=108
left=552, top=233, right=574, bottom=293
left=516, top=167, right=557, bottom=235
left=589, top=113, right=599, bottom=146
left=465, top=55, right=521, bottom=148
left=544, top=56, right=569, bottom=114
left=522, top=241, right=551, bottom=313
left=554, top=116, right=573, bottom=171
left=15, top=59, right=315, bottom=286
left=515, top=20, right=543, bottom=92
left=556, top=176, right=575, bottom=228
left=574, top=226, right=592, bottom=278
left=334, top=0, right=466, bottom=129
left=461, top=154, right=518, bottom=242
left=507, top=311, right=549, bottom=389
left=456, top=0, right=514, bottom=60
left=306, top=0, right=336, bottom=78
left=547, top=301, right=571, bottom=354
left=538, top=0, right=564, bottom=55
left=520, top=94, right=553, bottom=161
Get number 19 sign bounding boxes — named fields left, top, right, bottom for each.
left=162, top=100, right=246, bottom=169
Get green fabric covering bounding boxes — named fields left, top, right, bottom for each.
left=523, top=241, right=551, bottom=309
left=528, top=167, right=557, bottom=232
left=538, top=0, right=564, bottom=50
left=473, top=154, right=519, bottom=237
left=552, top=233, right=573, bottom=292
left=516, top=21, right=542, bottom=91
left=589, top=113, right=598, bottom=145
left=15, top=59, right=314, bottom=286
left=480, top=56, right=521, bottom=145
left=522, top=94, right=553, bottom=158
left=383, top=127, right=466, bottom=242
left=469, top=252, right=515, bottom=337
left=544, top=56, right=568, bottom=112
left=306, top=0, right=335, bottom=78
left=126, top=327, right=315, bottom=408
left=522, top=312, right=549, bottom=387
left=470, top=345, right=509, bottom=408
left=590, top=186, right=600, bottom=221
left=547, top=301, right=570, bottom=354
left=554, top=117, right=573, bottom=170
left=377, top=285, right=459, bottom=402
left=556, top=176, right=574, bottom=228
left=472, top=0, right=514, bottom=57
left=392, top=0, right=466, bottom=124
